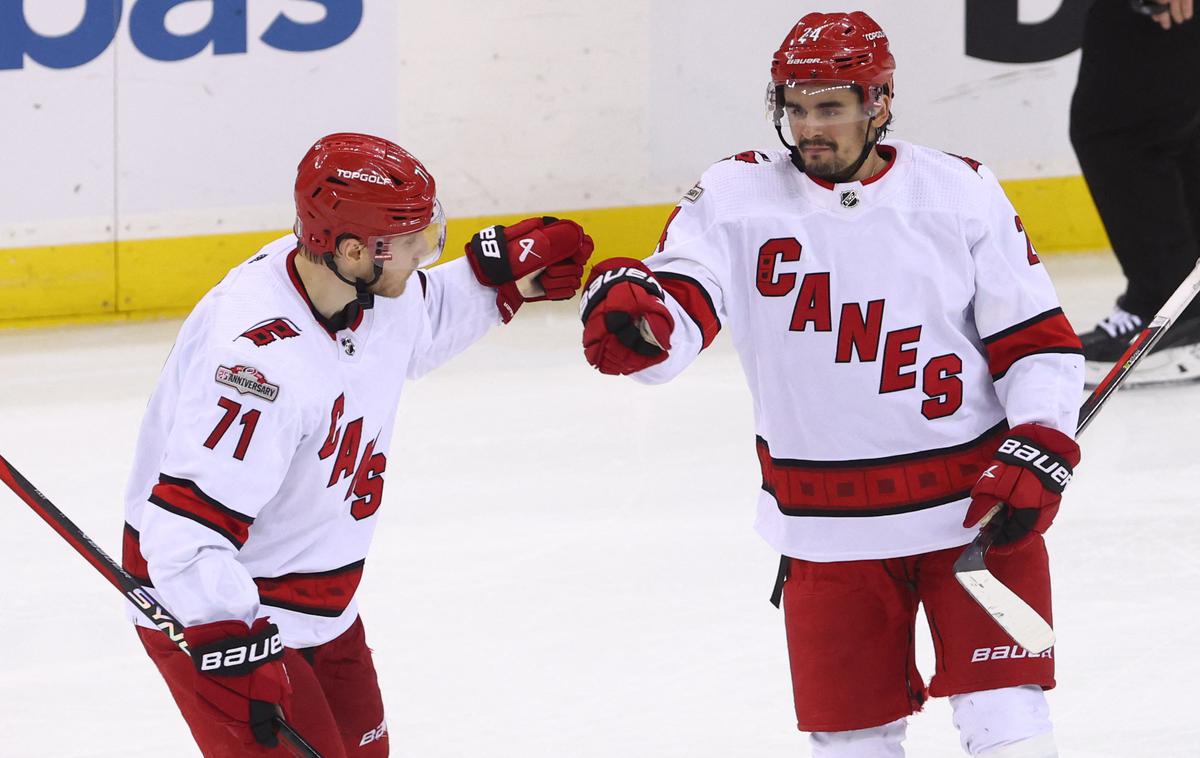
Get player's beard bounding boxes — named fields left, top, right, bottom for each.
left=797, top=138, right=850, bottom=180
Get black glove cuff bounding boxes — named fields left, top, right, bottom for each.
left=467, top=225, right=515, bottom=285
left=994, top=436, right=1074, bottom=494
left=191, top=623, right=284, bottom=677
left=578, top=262, right=666, bottom=323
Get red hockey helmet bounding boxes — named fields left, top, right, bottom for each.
left=769, top=11, right=896, bottom=108
left=294, top=133, right=444, bottom=264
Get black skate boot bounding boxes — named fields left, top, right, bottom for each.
left=1081, top=306, right=1200, bottom=388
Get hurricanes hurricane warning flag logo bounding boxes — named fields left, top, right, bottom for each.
left=238, top=318, right=301, bottom=347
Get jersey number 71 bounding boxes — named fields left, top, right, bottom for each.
left=204, top=397, right=260, bottom=461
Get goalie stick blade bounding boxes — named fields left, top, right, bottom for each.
left=954, top=544, right=1055, bottom=654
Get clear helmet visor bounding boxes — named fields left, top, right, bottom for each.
left=766, top=80, right=883, bottom=128
left=367, top=199, right=447, bottom=270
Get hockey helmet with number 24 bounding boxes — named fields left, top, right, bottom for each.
left=767, top=11, right=896, bottom=124
left=294, top=132, right=446, bottom=269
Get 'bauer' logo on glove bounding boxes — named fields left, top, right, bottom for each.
left=992, top=436, right=1073, bottom=492
left=964, top=423, right=1080, bottom=553
left=192, top=622, right=284, bottom=677
left=579, top=264, right=666, bottom=322
left=580, top=258, right=675, bottom=375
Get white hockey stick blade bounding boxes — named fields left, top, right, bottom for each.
left=955, top=568, right=1055, bottom=654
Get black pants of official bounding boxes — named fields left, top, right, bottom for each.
left=1070, top=0, right=1200, bottom=320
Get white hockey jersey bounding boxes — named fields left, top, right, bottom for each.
left=635, top=142, right=1084, bottom=561
left=123, top=235, right=500, bottom=647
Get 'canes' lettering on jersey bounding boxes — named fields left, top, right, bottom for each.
left=755, top=238, right=966, bottom=418
left=318, top=393, right=388, bottom=521
left=635, top=141, right=1083, bottom=561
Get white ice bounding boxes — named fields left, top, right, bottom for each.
left=1, top=252, right=1197, bottom=757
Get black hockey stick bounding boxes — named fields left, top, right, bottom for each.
left=0, top=455, right=323, bottom=758
left=955, top=259, right=1200, bottom=654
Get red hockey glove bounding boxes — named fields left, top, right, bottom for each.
left=466, top=216, right=594, bottom=323
left=580, top=258, right=674, bottom=375
left=963, top=423, right=1081, bottom=554
left=183, top=618, right=292, bottom=749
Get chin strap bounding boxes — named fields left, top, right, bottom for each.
left=773, top=85, right=880, bottom=183
left=823, top=118, right=878, bottom=184
left=774, top=119, right=807, bottom=174
left=321, top=252, right=381, bottom=312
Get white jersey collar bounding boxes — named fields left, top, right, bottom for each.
left=798, top=142, right=907, bottom=211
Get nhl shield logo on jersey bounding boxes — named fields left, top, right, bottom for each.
left=840, top=190, right=860, bottom=208
left=215, top=365, right=280, bottom=402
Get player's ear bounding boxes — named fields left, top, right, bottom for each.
left=335, top=236, right=367, bottom=261
left=871, top=94, right=892, bottom=130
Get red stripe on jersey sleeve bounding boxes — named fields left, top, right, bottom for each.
left=757, top=422, right=1008, bottom=517
left=982, top=308, right=1083, bottom=380
left=148, top=475, right=254, bottom=549
left=656, top=272, right=721, bottom=349
left=255, top=560, right=366, bottom=618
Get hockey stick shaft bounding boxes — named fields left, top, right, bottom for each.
left=0, top=455, right=323, bottom=758
left=956, top=259, right=1200, bottom=650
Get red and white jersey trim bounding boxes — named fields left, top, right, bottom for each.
left=757, top=421, right=1008, bottom=517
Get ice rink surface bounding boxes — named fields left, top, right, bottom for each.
left=1, top=251, right=1197, bottom=757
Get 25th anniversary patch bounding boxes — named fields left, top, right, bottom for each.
left=215, top=365, right=280, bottom=402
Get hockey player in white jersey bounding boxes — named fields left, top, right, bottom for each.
left=123, top=132, right=593, bottom=756
left=579, top=12, right=1083, bottom=758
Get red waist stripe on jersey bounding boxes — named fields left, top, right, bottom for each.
left=255, top=561, right=366, bottom=618
left=981, top=308, right=1083, bottom=381
left=656, top=272, right=722, bottom=349
left=757, top=422, right=1009, bottom=517
left=123, top=527, right=365, bottom=617
left=148, top=475, right=255, bottom=548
